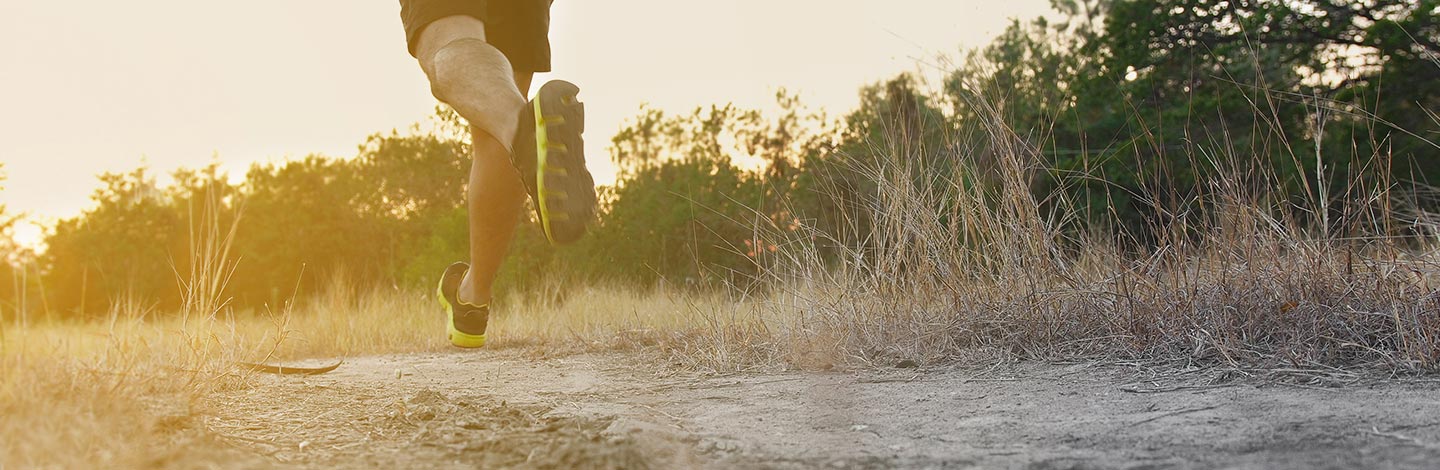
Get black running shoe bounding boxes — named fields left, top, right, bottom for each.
left=436, top=262, right=489, bottom=348
left=512, top=80, right=597, bottom=245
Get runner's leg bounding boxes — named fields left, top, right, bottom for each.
left=412, top=16, right=529, bottom=306
left=457, top=70, right=533, bottom=306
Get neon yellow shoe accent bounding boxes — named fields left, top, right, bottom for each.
left=533, top=97, right=557, bottom=243
left=447, top=308, right=486, bottom=348
left=436, top=275, right=486, bottom=348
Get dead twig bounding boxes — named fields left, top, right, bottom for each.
left=1130, top=405, right=1221, bottom=426
left=857, top=373, right=924, bottom=384
left=1120, top=384, right=1235, bottom=394
left=240, top=361, right=342, bottom=376
left=1365, top=426, right=1439, bottom=449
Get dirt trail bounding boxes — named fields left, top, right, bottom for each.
left=200, top=351, right=1440, bottom=469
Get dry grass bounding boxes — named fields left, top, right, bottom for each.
left=0, top=279, right=737, bottom=468
left=735, top=93, right=1440, bottom=371
left=6, top=146, right=1438, bottom=467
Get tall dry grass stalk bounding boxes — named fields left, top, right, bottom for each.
left=0, top=185, right=246, bottom=468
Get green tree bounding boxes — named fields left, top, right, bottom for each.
left=937, top=0, right=1440, bottom=235
left=44, top=168, right=187, bottom=316
left=233, top=156, right=390, bottom=307
left=597, top=104, right=773, bottom=285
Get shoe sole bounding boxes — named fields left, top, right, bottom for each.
left=437, top=262, right=486, bottom=348
left=529, top=80, right=595, bottom=245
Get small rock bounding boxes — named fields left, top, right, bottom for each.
left=896, top=359, right=919, bottom=368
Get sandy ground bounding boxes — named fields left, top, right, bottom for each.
left=192, top=351, right=1440, bottom=469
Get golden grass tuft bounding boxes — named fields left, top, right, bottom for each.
left=0, top=281, right=731, bottom=468
left=734, top=92, right=1440, bottom=370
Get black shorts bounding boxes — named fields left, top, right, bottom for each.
left=400, top=0, right=553, bottom=73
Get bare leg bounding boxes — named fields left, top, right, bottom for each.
left=456, top=71, right=533, bottom=305
left=413, top=16, right=532, bottom=306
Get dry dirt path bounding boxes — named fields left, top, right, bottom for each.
left=201, top=351, right=1440, bottom=469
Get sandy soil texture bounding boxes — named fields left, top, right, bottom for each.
left=196, top=352, right=1440, bottom=469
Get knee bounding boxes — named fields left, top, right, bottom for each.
left=427, top=39, right=526, bottom=142
left=428, top=39, right=510, bottom=96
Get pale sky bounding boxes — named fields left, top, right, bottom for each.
left=0, top=0, right=1052, bottom=248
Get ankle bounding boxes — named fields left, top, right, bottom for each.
left=458, top=294, right=490, bottom=307
left=456, top=271, right=492, bottom=307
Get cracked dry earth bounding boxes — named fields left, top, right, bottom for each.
left=193, top=352, right=1440, bottom=469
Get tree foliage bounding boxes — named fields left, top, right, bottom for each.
left=941, top=0, right=1440, bottom=234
